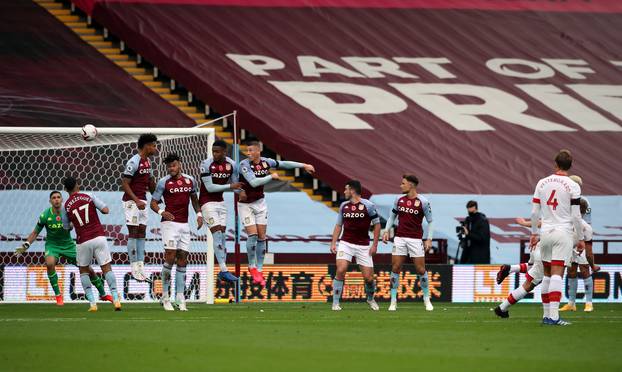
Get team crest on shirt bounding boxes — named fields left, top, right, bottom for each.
left=185, top=178, right=191, bottom=185
left=358, top=204, right=364, bottom=211
left=262, top=161, right=268, bottom=168
left=415, top=200, right=421, bottom=207
left=226, top=163, right=231, bottom=171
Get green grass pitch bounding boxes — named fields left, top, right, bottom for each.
left=0, top=302, right=620, bottom=372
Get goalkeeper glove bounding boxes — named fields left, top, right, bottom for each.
left=15, top=242, right=30, bottom=256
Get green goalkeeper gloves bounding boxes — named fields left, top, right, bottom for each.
left=15, top=242, right=30, bottom=256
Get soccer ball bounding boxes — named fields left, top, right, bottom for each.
left=81, top=124, right=98, bottom=141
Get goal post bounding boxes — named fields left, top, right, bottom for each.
left=0, top=121, right=226, bottom=304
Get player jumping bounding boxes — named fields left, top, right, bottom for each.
left=14, top=191, right=112, bottom=306
left=62, top=177, right=121, bottom=312
left=239, top=139, right=315, bottom=286
left=121, top=133, right=158, bottom=282
left=530, top=150, right=583, bottom=326
left=199, top=140, right=243, bottom=283
left=151, top=153, right=203, bottom=311
left=330, top=180, right=381, bottom=311
left=382, top=175, right=434, bottom=312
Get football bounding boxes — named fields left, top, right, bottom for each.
left=81, top=124, right=98, bottom=141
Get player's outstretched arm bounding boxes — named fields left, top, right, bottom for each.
left=15, top=229, right=39, bottom=256
left=90, top=194, right=109, bottom=214
left=275, top=159, right=315, bottom=175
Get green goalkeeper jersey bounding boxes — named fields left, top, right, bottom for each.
left=35, top=207, right=76, bottom=252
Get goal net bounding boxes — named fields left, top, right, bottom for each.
left=0, top=125, right=219, bottom=304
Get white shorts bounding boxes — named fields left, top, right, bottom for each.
left=201, top=201, right=227, bottom=228
left=540, top=229, right=573, bottom=265
left=77, top=236, right=111, bottom=267
left=526, top=244, right=543, bottom=285
left=392, top=237, right=424, bottom=258
left=161, top=221, right=190, bottom=252
left=336, top=241, right=373, bottom=268
left=239, top=198, right=268, bottom=227
left=570, top=249, right=589, bottom=266
left=123, top=200, right=149, bottom=226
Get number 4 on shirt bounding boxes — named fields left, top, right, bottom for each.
left=546, top=190, right=558, bottom=210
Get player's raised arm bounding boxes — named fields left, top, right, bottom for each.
left=90, top=193, right=109, bottom=214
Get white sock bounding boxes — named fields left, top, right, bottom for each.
left=500, top=286, right=528, bottom=311
left=541, top=276, right=551, bottom=319
left=548, top=275, right=563, bottom=321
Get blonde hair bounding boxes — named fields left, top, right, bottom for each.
left=569, top=175, right=583, bottom=186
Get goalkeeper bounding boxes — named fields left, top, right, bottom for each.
left=14, top=191, right=112, bottom=306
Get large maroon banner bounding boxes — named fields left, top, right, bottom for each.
left=81, top=0, right=622, bottom=195
left=0, top=0, right=193, bottom=128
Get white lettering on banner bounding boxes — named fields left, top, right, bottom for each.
left=390, top=83, right=574, bottom=131
left=298, top=56, right=364, bottom=78
left=392, top=57, right=456, bottom=79
left=226, top=54, right=284, bottom=76
left=517, top=84, right=622, bottom=131
left=486, top=58, right=555, bottom=79
left=567, top=84, right=622, bottom=123
left=228, top=54, right=622, bottom=132
left=541, top=59, right=595, bottom=79
left=268, top=81, right=407, bottom=129
left=341, top=57, right=417, bottom=78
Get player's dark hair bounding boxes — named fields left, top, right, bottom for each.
left=244, top=137, right=261, bottom=147
left=555, top=149, right=572, bottom=171
left=579, top=198, right=588, bottom=215
left=163, top=153, right=181, bottom=164
left=49, top=190, right=61, bottom=198
left=213, top=139, right=228, bottom=149
left=466, top=200, right=478, bottom=209
left=63, top=177, right=78, bottom=192
left=137, top=133, right=158, bottom=149
left=346, top=180, right=362, bottom=195
left=402, top=174, right=419, bottom=186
